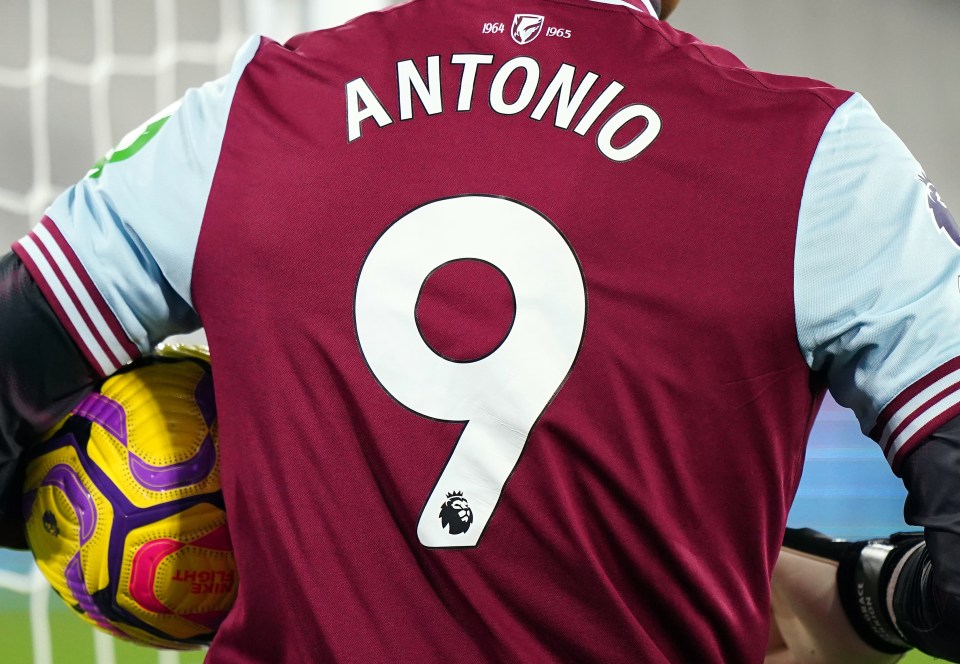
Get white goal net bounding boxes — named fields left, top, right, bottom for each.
left=0, top=0, right=251, bottom=251
left=0, top=0, right=395, bottom=249
left=0, top=0, right=389, bottom=662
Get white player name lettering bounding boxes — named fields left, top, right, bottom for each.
left=345, top=54, right=662, bottom=163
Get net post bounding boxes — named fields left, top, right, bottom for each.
left=246, top=0, right=305, bottom=39
left=157, top=650, right=182, bottom=664
left=29, top=565, right=53, bottom=664
left=93, top=629, right=117, bottom=664
left=305, top=0, right=394, bottom=29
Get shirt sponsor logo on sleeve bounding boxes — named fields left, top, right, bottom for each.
left=87, top=101, right=181, bottom=179
left=919, top=171, right=960, bottom=248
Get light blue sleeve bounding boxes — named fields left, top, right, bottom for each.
left=14, top=35, right=261, bottom=375
left=796, top=93, right=960, bottom=468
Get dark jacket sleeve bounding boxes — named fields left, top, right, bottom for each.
left=0, top=251, right=97, bottom=547
left=894, top=416, right=960, bottom=661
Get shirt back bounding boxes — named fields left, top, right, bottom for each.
left=23, top=0, right=960, bottom=661
left=195, top=2, right=845, bottom=661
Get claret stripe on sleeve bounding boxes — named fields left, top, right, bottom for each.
left=12, top=217, right=140, bottom=377
left=870, top=357, right=960, bottom=471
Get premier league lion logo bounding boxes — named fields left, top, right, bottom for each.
left=512, top=14, right=545, bottom=45
left=439, top=491, right=473, bottom=535
left=919, top=171, right=960, bottom=248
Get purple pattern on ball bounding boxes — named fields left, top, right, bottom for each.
left=73, top=393, right=127, bottom=444
left=194, top=372, right=216, bottom=426
left=129, top=434, right=217, bottom=491
left=42, top=465, right=97, bottom=545
left=71, top=378, right=217, bottom=493
left=40, top=370, right=224, bottom=642
left=42, top=429, right=200, bottom=633
left=65, top=554, right=124, bottom=637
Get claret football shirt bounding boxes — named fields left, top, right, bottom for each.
left=14, top=0, right=960, bottom=661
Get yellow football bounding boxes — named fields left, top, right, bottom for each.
left=22, top=347, right=236, bottom=649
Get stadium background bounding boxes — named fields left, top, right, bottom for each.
left=0, top=0, right=957, bottom=661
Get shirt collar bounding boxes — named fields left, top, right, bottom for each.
left=585, top=0, right=660, bottom=19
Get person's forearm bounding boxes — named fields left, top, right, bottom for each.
left=769, top=542, right=905, bottom=664
left=781, top=414, right=960, bottom=662
left=0, top=251, right=96, bottom=536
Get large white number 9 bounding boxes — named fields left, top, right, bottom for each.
left=355, top=196, right=587, bottom=548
